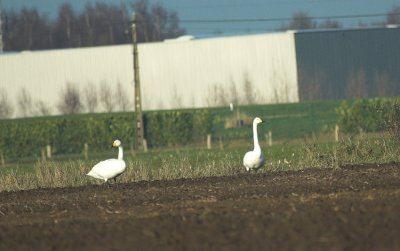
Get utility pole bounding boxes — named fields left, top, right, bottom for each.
left=131, top=13, right=144, bottom=150
left=0, top=0, right=3, bottom=53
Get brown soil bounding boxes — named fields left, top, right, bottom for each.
left=1, top=163, right=400, bottom=251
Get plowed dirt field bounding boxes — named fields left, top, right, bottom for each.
left=1, top=163, right=400, bottom=251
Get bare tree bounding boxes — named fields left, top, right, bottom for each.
left=229, top=79, right=240, bottom=106
left=17, top=88, right=33, bottom=117
left=3, top=8, right=51, bottom=51
left=242, top=74, right=258, bottom=105
left=205, top=83, right=229, bottom=107
left=99, top=81, right=115, bottom=112
left=115, top=81, right=130, bottom=111
left=286, top=11, right=316, bottom=30
left=57, top=82, right=82, bottom=114
left=3, top=0, right=185, bottom=51
left=35, top=100, right=52, bottom=116
left=84, top=83, right=98, bottom=113
left=298, top=69, right=326, bottom=100
left=53, top=3, right=77, bottom=48
left=170, top=84, right=183, bottom=108
left=217, top=85, right=229, bottom=106
left=318, top=20, right=341, bottom=29
left=387, top=5, right=400, bottom=25
left=346, top=69, right=368, bottom=99
left=132, top=0, right=185, bottom=42
left=0, top=88, right=13, bottom=118
left=373, top=71, right=396, bottom=97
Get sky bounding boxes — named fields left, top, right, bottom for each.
left=1, top=0, right=400, bottom=37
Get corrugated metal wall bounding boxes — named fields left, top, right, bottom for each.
left=0, top=32, right=298, bottom=117
left=1, top=27, right=399, bottom=118
left=295, top=27, right=400, bottom=101
left=0, top=45, right=133, bottom=117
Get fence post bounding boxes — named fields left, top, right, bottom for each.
left=143, top=139, right=148, bottom=153
left=83, top=143, right=89, bottom=160
left=267, top=130, right=272, bottom=146
left=46, top=145, right=52, bottom=159
left=130, top=142, right=136, bottom=157
left=0, top=151, right=4, bottom=166
left=41, top=148, right=46, bottom=161
left=207, top=134, right=212, bottom=149
left=334, top=124, right=339, bottom=142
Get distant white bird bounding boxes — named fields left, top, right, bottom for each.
left=87, top=139, right=126, bottom=183
left=243, top=117, right=265, bottom=172
left=229, top=102, right=234, bottom=111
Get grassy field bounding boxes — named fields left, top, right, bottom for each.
left=1, top=131, right=399, bottom=191
left=210, top=100, right=340, bottom=141
left=2, top=99, right=399, bottom=192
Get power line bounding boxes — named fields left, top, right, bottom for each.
left=167, top=0, right=354, bottom=9
left=179, top=12, right=393, bottom=24
left=1, top=10, right=397, bottom=49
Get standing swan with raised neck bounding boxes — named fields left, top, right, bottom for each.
left=243, top=117, right=265, bottom=172
left=87, top=139, right=127, bottom=183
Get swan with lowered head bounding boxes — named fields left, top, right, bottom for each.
left=87, top=139, right=126, bottom=183
left=243, top=117, right=265, bottom=172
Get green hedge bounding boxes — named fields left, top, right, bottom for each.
left=0, top=110, right=214, bottom=159
left=144, top=110, right=212, bottom=147
left=336, top=97, right=400, bottom=135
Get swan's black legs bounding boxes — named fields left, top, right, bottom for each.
left=105, top=177, right=120, bottom=188
left=106, top=180, right=112, bottom=188
left=113, top=177, right=120, bottom=187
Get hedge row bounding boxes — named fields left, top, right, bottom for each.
left=0, top=110, right=214, bottom=159
left=336, top=97, right=400, bottom=136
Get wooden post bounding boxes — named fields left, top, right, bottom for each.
left=0, top=152, right=5, bottom=166
left=130, top=142, right=136, bottom=157
left=268, top=130, right=272, bottom=146
left=236, top=106, right=240, bottom=127
left=219, top=137, right=223, bottom=150
left=207, top=134, right=212, bottom=149
left=83, top=143, right=89, bottom=160
left=46, top=145, right=52, bottom=159
left=132, top=13, right=144, bottom=151
left=41, top=148, right=46, bottom=161
left=334, top=124, right=339, bottom=142
left=143, top=139, right=148, bottom=153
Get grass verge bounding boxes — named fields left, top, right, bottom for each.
left=0, top=132, right=399, bottom=192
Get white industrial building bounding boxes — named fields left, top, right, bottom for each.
left=0, top=26, right=399, bottom=117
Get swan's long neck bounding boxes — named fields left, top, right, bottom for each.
left=253, top=122, right=261, bottom=152
left=117, top=146, right=124, bottom=160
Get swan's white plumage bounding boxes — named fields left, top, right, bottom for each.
left=87, top=139, right=126, bottom=182
left=243, top=117, right=265, bottom=171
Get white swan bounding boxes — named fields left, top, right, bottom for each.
left=87, top=139, right=126, bottom=182
left=243, top=117, right=265, bottom=171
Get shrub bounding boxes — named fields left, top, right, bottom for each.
left=384, top=101, right=400, bottom=141
left=336, top=97, right=400, bottom=138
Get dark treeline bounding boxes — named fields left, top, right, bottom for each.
left=2, top=2, right=399, bottom=52
left=2, top=0, right=186, bottom=51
